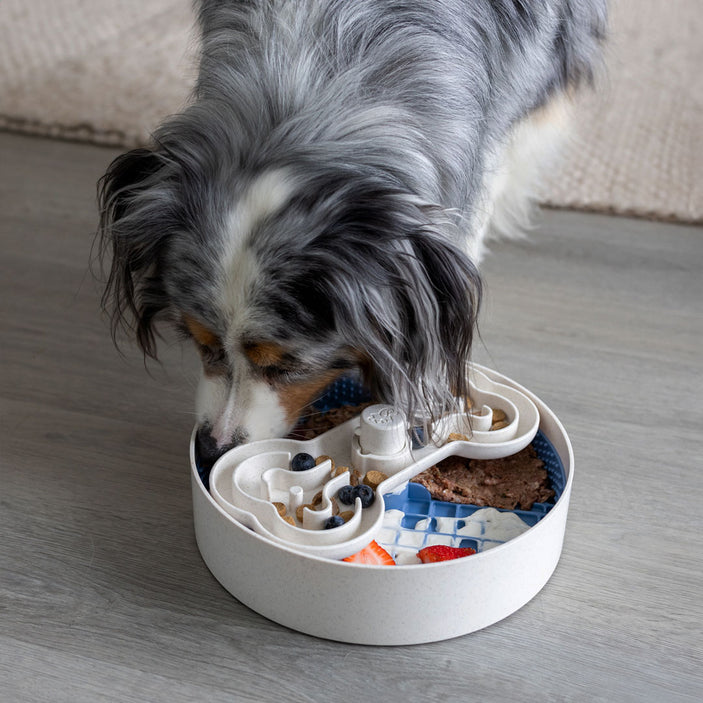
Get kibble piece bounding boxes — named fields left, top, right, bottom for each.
left=491, top=408, right=507, bottom=424
left=448, top=432, right=470, bottom=442
left=331, top=464, right=349, bottom=478
left=363, top=470, right=388, bottom=491
left=315, top=455, right=335, bottom=471
left=311, top=490, right=324, bottom=507
left=272, top=501, right=287, bottom=517
left=350, top=469, right=363, bottom=487
left=282, top=515, right=296, bottom=526
left=491, top=420, right=510, bottom=431
left=340, top=510, right=354, bottom=523
left=295, top=503, right=315, bottom=522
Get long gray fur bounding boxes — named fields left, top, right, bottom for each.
left=98, top=0, right=606, bottom=444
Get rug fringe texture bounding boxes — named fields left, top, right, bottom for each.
left=1, top=0, right=700, bottom=223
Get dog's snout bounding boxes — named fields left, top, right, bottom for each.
left=195, top=424, right=247, bottom=468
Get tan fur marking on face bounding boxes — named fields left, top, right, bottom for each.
left=243, top=341, right=287, bottom=367
left=183, top=315, right=220, bottom=348
left=277, top=370, right=346, bottom=426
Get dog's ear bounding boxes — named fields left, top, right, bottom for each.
left=96, top=147, right=170, bottom=358
left=311, top=216, right=482, bottom=423
left=400, top=228, right=483, bottom=403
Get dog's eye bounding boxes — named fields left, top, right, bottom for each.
left=178, top=315, right=229, bottom=372
left=260, top=365, right=291, bottom=382
left=242, top=340, right=287, bottom=367
left=200, top=344, right=227, bottom=368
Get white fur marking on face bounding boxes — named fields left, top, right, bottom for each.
left=195, top=373, right=231, bottom=440
left=196, top=367, right=289, bottom=446
left=241, top=381, right=289, bottom=442
left=219, top=169, right=296, bottom=329
left=197, top=170, right=298, bottom=448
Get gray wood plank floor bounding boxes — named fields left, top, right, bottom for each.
left=1, top=131, right=701, bottom=702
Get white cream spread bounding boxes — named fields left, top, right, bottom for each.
left=380, top=507, right=532, bottom=564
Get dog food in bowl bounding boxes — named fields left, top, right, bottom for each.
left=191, top=364, right=572, bottom=644
left=411, top=444, right=554, bottom=511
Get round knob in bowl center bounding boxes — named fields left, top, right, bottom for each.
left=359, top=404, right=407, bottom=456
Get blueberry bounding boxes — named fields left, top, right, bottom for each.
left=354, top=484, right=375, bottom=508
left=290, top=452, right=315, bottom=471
left=336, top=485, right=356, bottom=505
left=323, top=515, right=345, bottom=529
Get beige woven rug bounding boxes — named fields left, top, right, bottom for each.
left=1, top=0, right=701, bottom=223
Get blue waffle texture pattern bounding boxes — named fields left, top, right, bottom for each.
left=311, top=373, right=373, bottom=412
left=379, top=430, right=564, bottom=558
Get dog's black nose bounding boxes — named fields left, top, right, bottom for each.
left=195, top=425, right=245, bottom=469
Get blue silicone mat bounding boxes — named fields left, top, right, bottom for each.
left=378, top=429, right=564, bottom=560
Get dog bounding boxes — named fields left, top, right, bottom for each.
left=97, top=0, right=606, bottom=468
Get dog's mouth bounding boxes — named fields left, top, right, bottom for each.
left=194, top=424, right=248, bottom=470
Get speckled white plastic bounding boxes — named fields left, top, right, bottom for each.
left=190, top=364, right=573, bottom=645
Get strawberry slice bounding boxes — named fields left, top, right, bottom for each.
left=342, top=541, right=396, bottom=565
left=417, top=545, right=476, bottom=563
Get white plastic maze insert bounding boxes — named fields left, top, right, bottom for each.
left=208, top=367, right=541, bottom=560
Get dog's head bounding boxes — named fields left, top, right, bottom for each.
left=97, top=116, right=482, bottom=467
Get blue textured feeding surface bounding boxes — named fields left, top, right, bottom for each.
left=379, top=430, right=564, bottom=561
left=311, top=373, right=374, bottom=413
